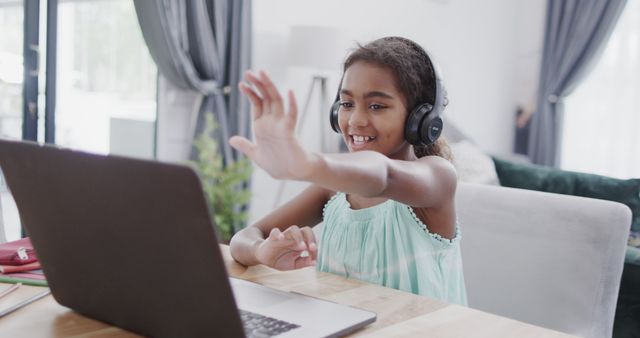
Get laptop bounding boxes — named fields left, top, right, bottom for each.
left=0, top=139, right=376, bottom=338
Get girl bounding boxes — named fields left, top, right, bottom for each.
left=229, top=37, right=467, bottom=305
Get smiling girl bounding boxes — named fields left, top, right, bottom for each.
left=229, top=37, right=467, bottom=305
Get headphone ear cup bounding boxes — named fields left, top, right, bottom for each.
left=420, top=115, right=443, bottom=145
left=404, top=103, right=432, bottom=145
left=330, top=101, right=341, bottom=133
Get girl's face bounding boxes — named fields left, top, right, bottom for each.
left=338, top=61, right=414, bottom=160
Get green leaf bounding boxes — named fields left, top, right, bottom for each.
left=189, top=113, right=253, bottom=243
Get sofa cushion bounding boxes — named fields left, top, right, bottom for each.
left=449, top=140, right=499, bottom=185
left=492, top=157, right=640, bottom=232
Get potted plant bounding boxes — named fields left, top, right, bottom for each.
left=190, top=114, right=252, bottom=243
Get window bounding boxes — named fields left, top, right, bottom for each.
left=0, top=0, right=24, bottom=242
left=56, top=0, right=157, bottom=158
left=0, top=0, right=23, bottom=140
left=0, top=0, right=157, bottom=242
left=561, top=0, right=640, bottom=179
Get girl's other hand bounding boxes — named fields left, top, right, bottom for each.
left=229, top=70, right=315, bottom=181
left=254, top=225, right=317, bottom=270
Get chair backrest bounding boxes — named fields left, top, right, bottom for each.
left=457, top=182, right=630, bottom=338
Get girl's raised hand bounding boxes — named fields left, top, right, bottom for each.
left=254, top=226, right=317, bottom=270
left=229, top=70, right=314, bottom=181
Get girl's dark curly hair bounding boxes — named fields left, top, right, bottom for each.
left=343, top=37, right=451, bottom=160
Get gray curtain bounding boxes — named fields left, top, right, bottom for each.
left=528, top=0, right=627, bottom=166
left=133, top=0, right=251, bottom=164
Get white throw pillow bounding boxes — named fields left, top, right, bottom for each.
left=449, top=140, right=499, bottom=185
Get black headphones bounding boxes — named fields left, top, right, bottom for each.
left=329, top=46, right=446, bottom=147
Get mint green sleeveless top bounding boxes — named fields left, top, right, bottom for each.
left=317, top=192, right=467, bottom=306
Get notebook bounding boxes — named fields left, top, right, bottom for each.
left=0, top=139, right=376, bottom=338
left=0, top=237, right=46, bottom=286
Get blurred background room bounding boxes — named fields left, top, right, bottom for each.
left=0, top=0, right=638, bottom=336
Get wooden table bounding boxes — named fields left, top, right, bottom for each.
left=0, top=245, right=575, bottom=337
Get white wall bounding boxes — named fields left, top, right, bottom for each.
left=248, top=0, right=546, bottom=223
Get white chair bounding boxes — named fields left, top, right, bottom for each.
left=457, top=182, right=631, bottom=338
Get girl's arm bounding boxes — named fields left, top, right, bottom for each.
left=229, top=184, right=330, bottom=269
left=230, top=70, right=456, bottom=210
left=304, top=150, right=457, bottom=209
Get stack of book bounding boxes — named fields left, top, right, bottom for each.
left=0, top=237, right=47, bottom=287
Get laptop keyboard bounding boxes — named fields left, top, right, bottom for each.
left=240, top=309, right=300, bottom=337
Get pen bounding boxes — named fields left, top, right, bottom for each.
left=0, top=283, right=21, bottom=299
left=0, top=288, right=51, bottom=318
